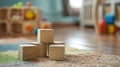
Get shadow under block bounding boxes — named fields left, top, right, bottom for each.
left=18, top=44, right=37, bottom=61
left=49, top=45, right=65, bottom=61
left=30, top=42, right=47, bottom=57
left=37, top=29, right=54, bottom=43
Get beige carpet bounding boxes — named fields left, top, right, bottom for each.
left=0, top=38, right=34, bottom=44
left=0, top=47, right=120, bottom=67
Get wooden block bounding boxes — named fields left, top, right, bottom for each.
left=49, top=45, right=65, bottom=61
left=30, top=42, right=47, bottom=57
left=18, top=44, right=37, bottom=61
left=53, top=41, right=65, bottom=44
left=37, top=29, right=54, bottom=43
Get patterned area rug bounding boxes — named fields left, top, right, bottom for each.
left=0, top=38, right=120, bottom=67
left=0, top=46, right=120, bottom=67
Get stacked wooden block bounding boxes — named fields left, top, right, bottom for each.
left=18, top=44, right=37, bottom=61
left=18, top=29, right=65, bottom=61
left=49, top=45, right=65, bottom=60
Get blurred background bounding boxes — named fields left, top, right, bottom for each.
left=0, top=0, right=120, bottom=55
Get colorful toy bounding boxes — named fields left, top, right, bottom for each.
left=98, top=19, right=108, bottom=34
left=43, top=18, right=47, bottom=21
left=25, top=25, right=33, bottom=32
left=98, top=14, right=118, bottom=35
left=24, top=10, right=36, bottom=20
left=18, top=29, right=65, bottom=61
left=108, top=25, right=118, bottom=35
left=49, top=45, right=65, bottom=60
left=18, top=44, right=37, bottom=61
left=43, top=24, right=49, bottom=29
left=41, top=18, right=52, bottom=29
left=105, top=14, right=115, bottom=24
left=33, top=28, right=38, bottom=35
left=12, top=2, right=23, bottom=8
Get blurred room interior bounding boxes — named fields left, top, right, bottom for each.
left=0, top=0, right=120, bottom=55
left=0, top=0, right=120, bottom=66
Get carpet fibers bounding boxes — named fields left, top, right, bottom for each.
left=0, top=47, right=120, bottom=67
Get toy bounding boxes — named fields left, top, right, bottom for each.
left=25, top=10, right=35, bottom=20
left=24, top=10, right=36, bottom=20
left=105, top=14, right=115, bottom=24
left=98, top=19, right=108, bottom=34
left=33, top=28, right=38, bottom=35
left=53, top=41, right=65, bottom=44
left=12, top=2, right=23, bottom=8
left=108, top=25, right=118, bottom=35
left=25, top=25, right=33, bottom=32
left=43, top=18, right=47, bottom=21
left=37, top=29, right=54, bottom=43
left=31, top=42, right=47, bottom=57
left=41, top=22, right=52, bottom=29
left=97, top=14, right=118, bottom=35
left=49, top=45, right=65, bottom=60
left=18, top=29, right=65, bottom=61
left=17, top=2, right=23, bottom=8
left=18, top=44, right=37, bottom=61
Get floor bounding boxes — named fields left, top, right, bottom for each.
left=0, top=26, right=120, bottom=56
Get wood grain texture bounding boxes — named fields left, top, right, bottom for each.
left=37, top=29, right=54, bottom=43
left=49, top=45, right=65, bottom=60
left=31, top=42, right=47, bottom=57
left=18, top=44, right=37, bottom=61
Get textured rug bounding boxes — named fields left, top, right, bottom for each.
left=0, top=38, right=120, bottom=67
left=0, top=47, right=120, bottom=67
left=0, top=38, right=34, bottom=45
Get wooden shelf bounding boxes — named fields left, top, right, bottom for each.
left=11, top=22, right=22, bottom=34
left=0, top=22, right=7, bottom=34
left=10, top=8, right=23, bottom=20
left=0, top=8, right=8, bottom=20
left=0, top=7, right=42, bottom=35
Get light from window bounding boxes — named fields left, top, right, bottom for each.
left=69, top=0, right=83, bottom=8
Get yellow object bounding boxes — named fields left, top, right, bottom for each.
left=108, top=25, right=114, bottom=34
left=25, top=10, right=35, bottom=20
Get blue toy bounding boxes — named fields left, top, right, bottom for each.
left=104, top=14, right=115, bottom=24
left=34, top=28, right=38, bottom=35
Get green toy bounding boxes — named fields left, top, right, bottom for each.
left=12, top=2, right=23, bottom=8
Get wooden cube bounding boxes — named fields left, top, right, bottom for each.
left=18, top=44, right=37, bottom=61
left=37, top=29, right=54, bottom=43
left=30, top=42, right=47, bottom=57
left=53, top=41, right=65, bottom=44
left=49, top=45, right=65, bottom=61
